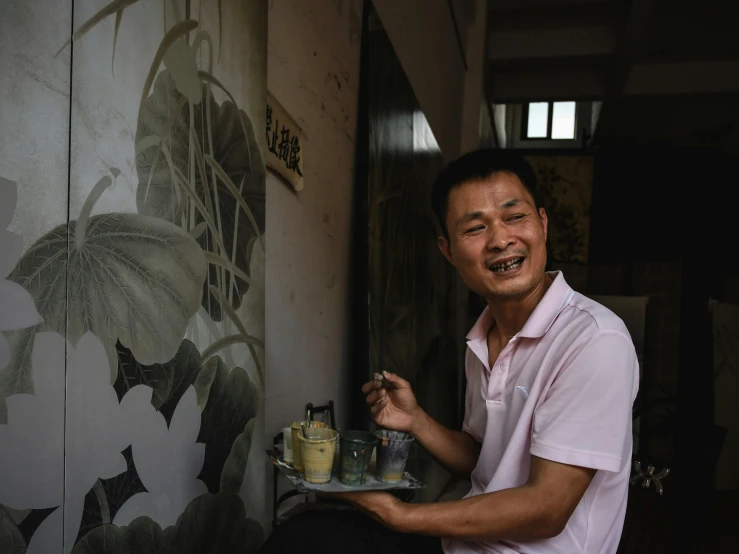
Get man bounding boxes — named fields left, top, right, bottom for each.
left=260, top=149, right=638, bottom=554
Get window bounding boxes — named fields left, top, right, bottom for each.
left=503, top=101, right=594, bottom=149
left=412, top=110, right=440, bottom=153
left=523, top=101, right=577, bottom=140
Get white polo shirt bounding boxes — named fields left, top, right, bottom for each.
left=443, top=271, right=639, bottom=554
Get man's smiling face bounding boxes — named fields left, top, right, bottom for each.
left=438, top=171, right=548, bottom=301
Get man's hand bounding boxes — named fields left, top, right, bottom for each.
left=362, top=371, right=419, bottom=432
left=328, top=491, right=405, bottom=531
left=363, top=370, right=481, bottom=477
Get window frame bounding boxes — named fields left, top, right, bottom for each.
left=508, top=101, right=592, bottom=149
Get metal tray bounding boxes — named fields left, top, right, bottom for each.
left=266, top=448, right=425, bottom=493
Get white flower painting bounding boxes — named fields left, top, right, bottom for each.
left=113, top=386, right=207, bottom=528
left=0, top=177, right=42, bottom=371
left=0, top=331, right=151, bottom=553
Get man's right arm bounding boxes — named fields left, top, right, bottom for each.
left=410, top=407, right=481, bottom=477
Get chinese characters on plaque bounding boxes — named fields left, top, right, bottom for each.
left=266, top=91, right=304, bottom=191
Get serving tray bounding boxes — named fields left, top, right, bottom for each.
left=266, top=448, right=425, bottom=493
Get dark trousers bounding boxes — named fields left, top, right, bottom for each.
left=259, top=509, right=444, bottom=554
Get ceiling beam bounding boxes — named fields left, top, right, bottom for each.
left=488, top=66, right=608, bottom=102
left=489, top=53, right=613, bottom=70
left=626, top=61, right=739, bottom=95
left=488, top=24, right=618, bottom=61
left=488, top=59, right=739, bottom=103
left=487, top=0, right=629, bottom=58
left=485, top=0, right=739, bottom=104
left=488, top=0, right=623, bottom=9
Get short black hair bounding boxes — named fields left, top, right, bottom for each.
left=430, top=149, right=539, bottom=237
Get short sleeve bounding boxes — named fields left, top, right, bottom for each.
left=530, top=330, right=638, bottom=473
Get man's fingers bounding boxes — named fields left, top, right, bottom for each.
left=365, top=390, right=382, bottom=405
left=361, top=379, right=382, bottom=395
left=381, top=370, right=410, bottom=390
left=369, top=389, right=387, bottom=405
left=370, top=397, right=386, bottom=414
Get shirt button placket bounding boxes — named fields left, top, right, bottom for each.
left=489, top=362, right=504, bottom=402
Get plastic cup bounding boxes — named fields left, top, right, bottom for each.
left=290, top=420, right=329, bottom=471
left=375, top=430, right=414, bottom=483
left=339, top=430, right=378, bottom=486
left=297, top=427, right=339, bottom=484
left=282, top=426, right=294, bottom=462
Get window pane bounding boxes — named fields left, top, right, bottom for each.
left=526, top=102, right=548, bottom=138
left=551, top=101, right=576, bottom=139
left=413, top=110, right=440, bottom=153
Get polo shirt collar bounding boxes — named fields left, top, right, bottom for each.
left=466, top=271, right=574, bottom=342
left=518, top=271, right=574, bottom=338
left=466, top=303, right=495, bottom=342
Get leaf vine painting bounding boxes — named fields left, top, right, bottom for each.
left=136, top=68, right=265, bottom=322
left=1, top=174, right=208, bottom=419
left=72, top=493, right=264, bottom=554
left=0, top=0, right=266, bottom=552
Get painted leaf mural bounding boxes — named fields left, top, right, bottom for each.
left=15, top=508, right=55, bottom=548
left=0, top=176, right=43, bottom=373
left=0, top=505, right=26, bottom=553
left=2, top=0, right=267, bottom=551
left=74, top=351, right=257, bottom=543
left=1, top=183, right=207, bottom=420
left=75, top=447, right=146, bottom=544
left=197, top=360, right=259, bottom=495
left=136, top=69, right=265, bottom=321
left=113, top=337, right=228, bottom=423
left=115, top=339, right=205, bottom=423
left=113, top=386, right=207, bottom=529
left=0, top=331, right=153, bottom=554
left=71, top=493, right=264, bottom=554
